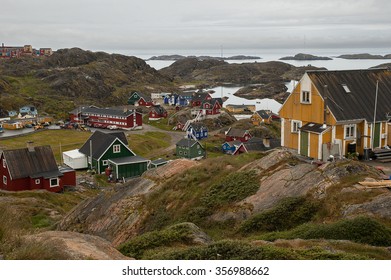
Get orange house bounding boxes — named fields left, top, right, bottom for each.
left=251, top=110, right=273, bottom=125
left=279, top=69, right=391, bottom=160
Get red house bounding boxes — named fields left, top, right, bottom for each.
left=191, top=92, right=213, bottom=107
left=192, top=98, right=223, bottom=117
left=0, top=144, right=76, bottom=192
left=128, top=91, right=154, bottom=107
left=225, top=127, right=252, bottom=142
left=70, top=106, right=142, bottom=130
left=149, top=105, right=168, bottom=120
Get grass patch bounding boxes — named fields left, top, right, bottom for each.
left=239, top=196, right=321, bottom=235
left=259, top=216, right=391, bottom=247
left=127, top=131, right=171, bottom=157
left=143, top=114, right=178, bottom=131
left=31, top=214, right=53, bottom=229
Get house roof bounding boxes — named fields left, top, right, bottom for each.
left=71, top=106, right=136, bottom=118
left=243, top=137, right=267, bottom=151
left=192, top=93, right=209, bottom=102
left=79, top=131, right=131, bottom=159
left=2, top=145, right=61, bottom=180
left=151, top=158, right=168, bottom=165
left=131, top=91, right=152, bottom=102
left=188, top=122, right=207, bottom=131
left=256, top=110, right=271, bottom=119
left=226, top=128, right=250, bottom=138
left=224, top=140, right=242, bottom=147
left=151, top=105, right=166, bottom=115
left=307, top=69, right=391, bottom=122
left=176, top=138, right=202, bottom=148
left=300, top=122, right=331, bottom=134
left=108, top=156, right=149, bottom=165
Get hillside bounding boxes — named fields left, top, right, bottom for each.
left=55, top=150, right=391, bottom=260
left=0, top=48, right=174, bottom=118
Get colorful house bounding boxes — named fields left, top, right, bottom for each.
left=226, top=104, right=255, bottom=113
left=0, top=144, right=76, bottom=192
left=222, top=141, right=246, bottom=155
left=186, top=123, right=208, bottom=140
left=70, top=106, right=142, bottom=130
left=78, top=131, right=149, bottom=178
left=149, top=105, right=168, bottom=120
left=127, top=91, right=154, bottom=107
left=19, top=105, right=38, bottom=116
left=225, top=128, right=252, bottom=142
left=279, top=69, right=391, bottom=160
left=191, top=92, right=212, bottom=107
left=251, top=110, right=273, bottom=125
left=176, top=139, right=205, bottom=160
left=192, top=98, right=223, bottom=117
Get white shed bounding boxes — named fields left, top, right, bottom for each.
left=62, top=149, right=88, bottom=169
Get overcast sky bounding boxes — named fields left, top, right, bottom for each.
left=1, top=0, right=390, bottom=53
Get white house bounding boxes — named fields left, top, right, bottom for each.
left=62, top=149, right=88, bottom=169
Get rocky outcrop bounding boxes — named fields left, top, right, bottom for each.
left=144, top=159, right=200, bottom=181
left=27, top=231, right=131, bottom=260
left=280, top=53, right=332, bottom=61
left=343, top=194, right=391, bottom=219
left=58, top=177, right=156, bottom=246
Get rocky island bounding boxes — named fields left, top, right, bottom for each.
left=338, top=53, right=391, bottom=59
left=279, top=53, right=332, bottom=61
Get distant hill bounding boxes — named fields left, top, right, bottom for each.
left=338, top=53, right=391, bottom=59
left=280, top=53, right=332, bottom=61
left=0, top=48, right=174, bottom=118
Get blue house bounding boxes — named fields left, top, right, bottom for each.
left=19, top=105, right=38, bottom=116
left=8, top=111, right=17, bottom=117
left=222, top=141, right=243, bottom=154
left=187, top=123, right=208, bottom=140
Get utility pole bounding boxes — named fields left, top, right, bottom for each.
left=371, top=80, right=379, bottom=149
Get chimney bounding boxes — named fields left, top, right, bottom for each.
left=27, top=141, right=35, bottom=152
left=263, top=137, right=270, bottom=148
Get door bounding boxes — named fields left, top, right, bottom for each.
left=300, top=131, right=309, bottom=157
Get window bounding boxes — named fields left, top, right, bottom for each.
left=102, top=160, right=108, bottom=166
left=301, top=91, right=310, bottom=103
left=342, top=84, right=351, bottom=93
left=35, top=179, right=40, bottom=185
left=113, top=144, right=121, bottom=153
left=345, top=124, right=356, bottom=139
left=291, top=120, right=302, bottom=133
left=198, top=150, right=202, bottom=155
left=3, top=176, right=7, bottom=185
left=50, top=178, right=59, bottom=188
left=2, top=159, right=6, bottom=168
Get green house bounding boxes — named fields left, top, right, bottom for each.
left=127, top=91, right=141, bottom=105
left=176, top=139, right=205, bottom=160
left=79, top=131, right=149, bottom=178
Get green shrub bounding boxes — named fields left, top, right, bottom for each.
left=260, top=216, right=391, bottom=247
left=240, top=197, right=321, bottom=234
left=118, top=223, right=195, bottom=259
left=201, top=171, right=259, bottom=208
left=31, top=214, right=53, bottom=229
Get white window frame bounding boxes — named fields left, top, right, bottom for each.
left=3, top=176, right=7, bottom=185
left=301, top=90, right=311, bottom=104
left=291, top=120, right=302, bottom=133
left=35, top=179, right=40, bottom=185
left=345, top=124, right=356, bottom=139
left=113, top=144, right=121, bottom=153
left=50, top=178, right=59, bottom=188
left=2, top=159, right=6, bottom=168
left=102, top=160, right=108, bottom=166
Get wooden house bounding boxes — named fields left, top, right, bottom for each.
left=70, top=106, right=142, bottom=130
left=225, top=128, right=252, bottom=142
left=191, top=92, right=212, bottom=107
left=176, top=139, right=205, bottom=160
left=78, top=131, right=149, bottom=178
left=0, top=144, right=76, bottom=192
left=279, top=69, right=391, bottom=160
left=222, top=141, right=246, bottom=155
left=192, top=98, right=223, bottom=117
left=226, top=104, right=255, bottom=113
left=187, top=123, right=208, bottom=140
left=127, top=91, right=154, bottom=107
left=149, top=105, right=168, bottom=120
left=251, top=110, right=273, bottom=125
left=2, top=120, right=24, bottom=130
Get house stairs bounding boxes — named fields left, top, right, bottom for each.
left=373, top=148, right=391, bottom=163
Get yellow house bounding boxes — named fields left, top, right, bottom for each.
left=251, top=110, right=273, bottom=125
left=279, top=69, right=391, bottom=160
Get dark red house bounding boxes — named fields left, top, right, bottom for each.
left=192, top=98, right=223, bottom=117
left=191, top=92, right=212, bottom=107
left=128, top=92, right=154, bottom=107
left=225, top=127, right=252, bottom=142
left=0, top=144, right=76, bottom=192
left=70, top=106, right=143, bottom=130
left=149, top=105, right=168, bottom=120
